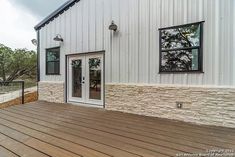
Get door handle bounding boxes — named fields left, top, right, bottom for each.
left=81, top=77, right=85, bottom=84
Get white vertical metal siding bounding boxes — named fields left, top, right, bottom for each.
left=233, top=0, right=235, bottom=86
left=39, top=0, right=235, bottom=86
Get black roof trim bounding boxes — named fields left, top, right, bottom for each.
left=34, top=0, right=79, bottom=30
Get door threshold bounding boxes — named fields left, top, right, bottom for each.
left=67, top=101, right=104, bottom=108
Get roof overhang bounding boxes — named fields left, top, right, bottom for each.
left=34, top=0, right=79, bottom=31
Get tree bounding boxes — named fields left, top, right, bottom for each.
left=0, top=44, right=37, bottom=82
left=0, top=44, right=12, bottom=81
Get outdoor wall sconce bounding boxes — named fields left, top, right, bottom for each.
left=53, top=34, right=64, bottom=42
left=109, top=21, right=118, bottom=32
left=31, top=39, right=37, bottom=46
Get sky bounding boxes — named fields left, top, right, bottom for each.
left=0, top=0, right=68, bottom=51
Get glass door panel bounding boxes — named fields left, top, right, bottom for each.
left=68, top=56, right=85, bottom=103
left=89, top=58, right=101, bottom=100
left=85, top=54, right=103, bottom=106
left=72, top=60, right=82, bottom=98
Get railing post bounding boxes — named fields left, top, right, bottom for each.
left=22, top=81, right=25, bottom=104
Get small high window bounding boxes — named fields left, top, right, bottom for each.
left=46, top=47, right=60, bottom=75
left=159, top=22, right=204, bottom=73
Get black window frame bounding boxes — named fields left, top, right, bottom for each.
left=158, top=21, right=204, bottom=73
left=46, top=47, right=60, bottom=75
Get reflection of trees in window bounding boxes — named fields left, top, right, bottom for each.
left=161, top=25, right=200, bottom=49
left=89, top=58, right=101, bottom=100
left=159, top=22, right=203, bottom=72
left=47, top=52, right=59, bottom=61
left=72, top=60, right=82, bottom=97
left=89, top=58, right=101, bottom=69
left=72, top=60, right=81, bottom=68
left=89, top=58, right=101, bottom=80
left=72, top=60, right=82, bottom=86
left=46, top=47, right=60, bottom=75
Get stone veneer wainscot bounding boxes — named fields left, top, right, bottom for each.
left=105, top=83, right=235, bottom=128
left=38, top=82, right=65, bottom=103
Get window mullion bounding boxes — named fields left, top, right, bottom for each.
left=161, top=46, right=200, bottom=52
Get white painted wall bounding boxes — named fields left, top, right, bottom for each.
left=39, top=0, right=235, bottom=86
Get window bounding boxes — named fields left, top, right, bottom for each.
left=159, top=22, right=204, bottom=73
left=46, top=47, right=60, bottom=75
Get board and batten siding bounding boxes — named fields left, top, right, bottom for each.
left=39, top=0, right=235, bottom=87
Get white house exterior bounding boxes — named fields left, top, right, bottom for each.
left=35, top=0, right=235, bottom=128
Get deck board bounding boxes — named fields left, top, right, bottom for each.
left=0, top=131, right=50, bottom=157
left=3, top=106, right=222, bottom=151
left=9, top=104, right=235, bottom=148
left=0, top=101, right=235, bottom=157
left=0, top=110, right=162, bottom=157
left=0, top=146, right=19, bottom=157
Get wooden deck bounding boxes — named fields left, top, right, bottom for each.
left=0, top=101, right=235, bottom=157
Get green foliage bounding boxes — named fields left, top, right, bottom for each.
left=89, top=58, right=101, bottom=69
left=0, top=44, right=37, bottom=82
left=0, top=44, right=13, bottom=81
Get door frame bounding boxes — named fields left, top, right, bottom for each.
left=65, top=51, right=105, bottom=108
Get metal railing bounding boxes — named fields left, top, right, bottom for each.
left=0, top=81, right=25, bottom=104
